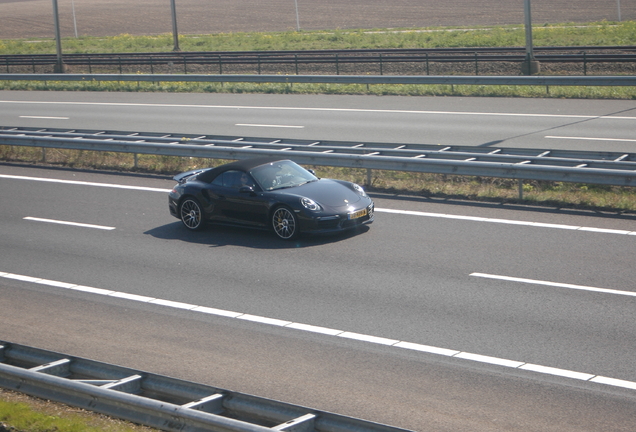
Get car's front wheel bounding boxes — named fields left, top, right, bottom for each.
left=179, top=198, right=205, bottom=231
left=272, top=206, right=298, bottom=240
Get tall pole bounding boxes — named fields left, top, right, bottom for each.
left=617, top=0, right=622, bottom=21
left=294, top=0, right=300, bottom=31
left=52, top=0, right=64, bottom=72
left=71, top=0, right=78, bottom=38
left=171, top=0, right=180, bottom=51
left=521, top=0, right=539, bottom=75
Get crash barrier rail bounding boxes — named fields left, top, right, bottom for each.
left=1, top=127, right=635, bottom=193
left=1, top=73, right=635, bottom=88
left=0, top=341, right=411, bottom=432
left=2, top=46, right=636, bottom=75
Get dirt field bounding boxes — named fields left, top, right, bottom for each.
left=1, top=0, right=635, bottom=40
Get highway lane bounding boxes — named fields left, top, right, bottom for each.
left=1, top=91, right=636, bottom=152
left=1, top=164, right=636, bottom=431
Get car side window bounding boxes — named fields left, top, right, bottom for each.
left=212, top=170, right=255, bottom=189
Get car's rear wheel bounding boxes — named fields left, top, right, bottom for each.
left=272, top=206, right=298, bottom=240
left=179, top=198, right=205, bottom=231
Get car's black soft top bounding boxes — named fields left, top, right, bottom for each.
left=197, top=157, right=285, bottom=183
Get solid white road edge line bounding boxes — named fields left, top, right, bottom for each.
left=470, top=273, right=636, bottom=298
left=24, top=217, right=116, bottom=230
left=3, top=174, right=634, bottom=236
left=2, top=270, right=636, bottom=392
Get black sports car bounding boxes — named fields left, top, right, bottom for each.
left=168, top=157, right=374, bottom=240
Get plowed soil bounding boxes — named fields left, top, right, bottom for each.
left=1, top=0, right=635, bottom=39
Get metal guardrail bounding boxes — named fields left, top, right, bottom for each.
left=1, top=73, right=636, bottom=87
left=0, top=341, right=411, bottom=432
left=1, top=127, right=635, bottom=188
left=2, top=46, right=636, bottom=76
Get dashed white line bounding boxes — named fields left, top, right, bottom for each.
left=3, top=270, right=636, bottom=392
left=546, top=135, right=636, bottom=143
left=3, top=100, right=636, bottom=120
left=24, top=217, right=115, bottom=230
left=470, top=273, right=636, bottom=298
left=19, top=115, right=69, bottom=120
left=236, top=123, right=304, bottom=128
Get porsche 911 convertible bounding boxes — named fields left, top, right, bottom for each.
left=168, top=157, right=374, bottom=240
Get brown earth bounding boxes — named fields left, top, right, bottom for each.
left=1, top=0, right=635, bottom=40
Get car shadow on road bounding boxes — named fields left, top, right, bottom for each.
left=144, top=222, right=370, bottom=249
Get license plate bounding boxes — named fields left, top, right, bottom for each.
left=348, top=208, right=368, bottom=220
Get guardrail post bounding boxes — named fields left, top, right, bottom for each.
left=583, top=52, right=587, bottom=76
left=475, top=53, right=479, bottom=76
left=218, top=55, right=222, bottom=74
left=380, top=54, right=383, bottom=76
left=295, top=54, right=299, bottom=75
left=336, top=54, right=339, bottom=75
left=426, top=53, right=430, bottom=75
left=518, top=179, right=523, bottom=200
left=366, top=169, right=372, bottom=187
left=88, top=57, right=92, bottom=74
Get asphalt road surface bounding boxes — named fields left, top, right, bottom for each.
left=1, top=92, right=636, bottom=431
left=1, top=91, right=636, bottom=152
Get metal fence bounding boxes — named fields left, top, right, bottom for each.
left=1, top=72, right=636, bottom=87
left=0, top=341, right=411, bottom=432
left=1, top=128, right=635, bottom=193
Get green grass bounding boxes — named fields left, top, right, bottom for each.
left=1, top=21, right=635, bottom=54
left=0, top=392, right=156, bottom=432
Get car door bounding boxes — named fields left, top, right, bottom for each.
left=213, top=170, right=269, bottom=226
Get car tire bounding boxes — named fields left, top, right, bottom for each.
left=272, top=206, right=298, bottom=240
left=179, top=197, right=205, bottom=231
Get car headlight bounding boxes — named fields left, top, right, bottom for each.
left=352, top=183, right=367, bottom=197
left=301, top=197, right=320, bottom=211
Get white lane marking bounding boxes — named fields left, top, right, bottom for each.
left=4, top=174, right=634, bottom=236
left=3, top=270, right=636, bottom=392
left=236, top=123, right=304, bottom=128
left=0, top=174, right=171, bottom=193
left=376, top=208, right=636, bottom=236
left=19, top=115, right=69, bottom=120
left=2, top=100, right=636, bottom=120
left=24, top=217, right=115, bottom=230
left=470, top=273, right=636, bottom=298
left=546, top=135, right=636, bottom=143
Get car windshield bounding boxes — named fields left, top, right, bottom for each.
left=250, top=160, right=318, bottom=191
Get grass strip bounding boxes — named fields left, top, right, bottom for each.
left=0, top=390, right=157, bottom=432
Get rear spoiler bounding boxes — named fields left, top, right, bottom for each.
left=172, top=168, right=209, bottom=183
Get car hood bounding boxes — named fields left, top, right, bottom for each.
left=290, top=179, right=363, bottom=207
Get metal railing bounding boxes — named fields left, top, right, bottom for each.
left=2, top=46, right=636, bottom=76
left=0, top=341, right=411, bottom=432
left=1, top=127, right=635, bottom=190
left=1, top=73, right=635, bottom=87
